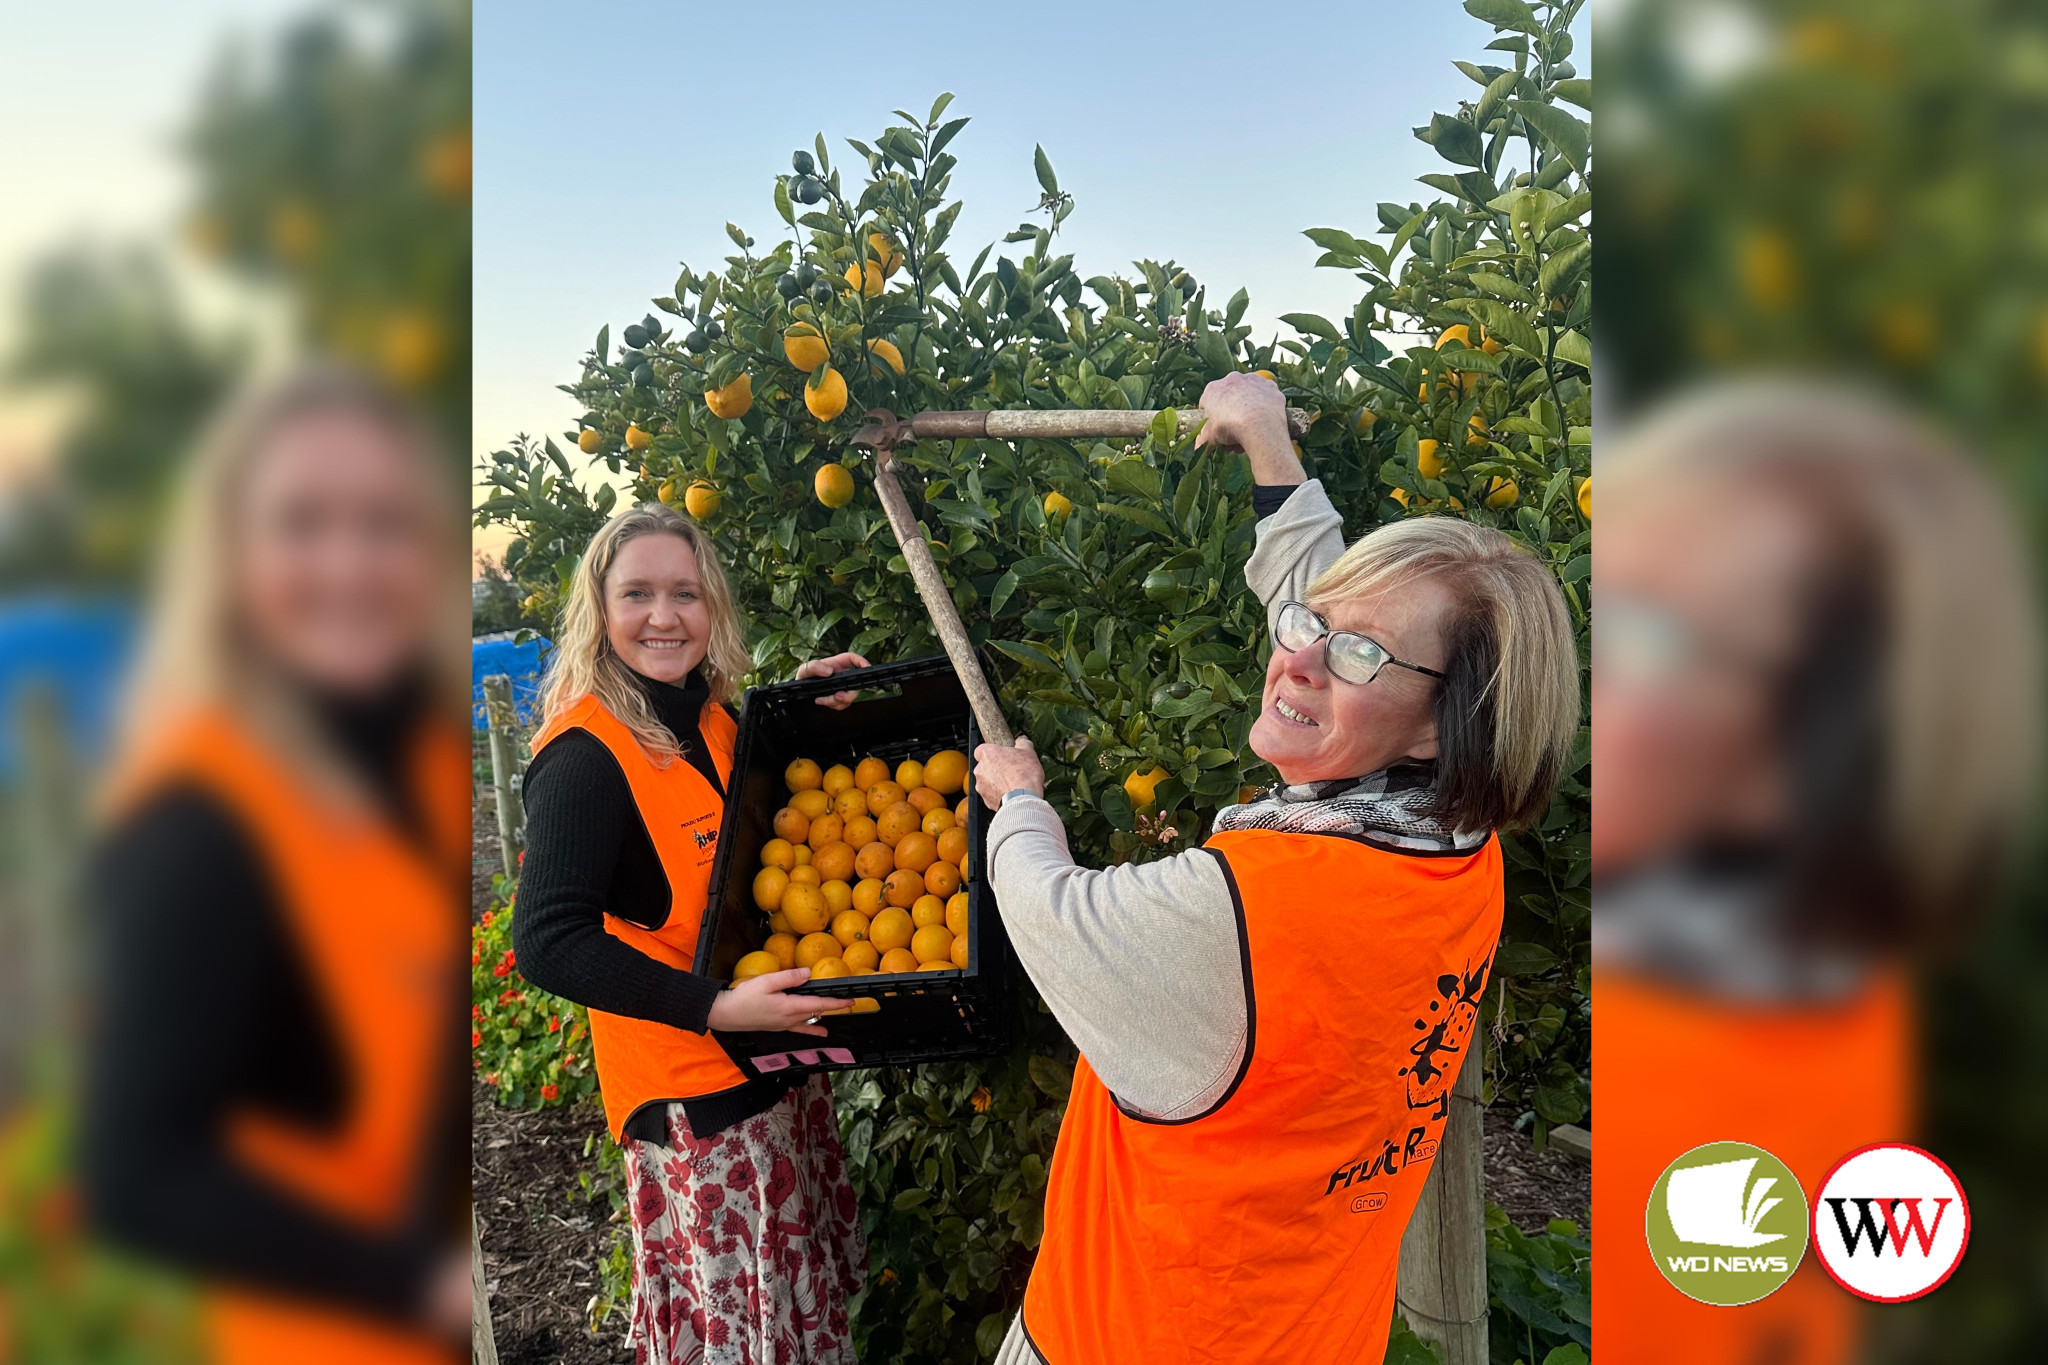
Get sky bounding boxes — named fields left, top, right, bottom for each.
left=472, top=0, right=1578, bottom=548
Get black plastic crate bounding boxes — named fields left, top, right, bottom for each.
left=693, top=654, right=1014, bottom=1079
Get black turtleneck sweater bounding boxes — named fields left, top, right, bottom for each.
left=79, top=676, right=466, bottom=1334
left=512, top=666, right=797, bottom=1143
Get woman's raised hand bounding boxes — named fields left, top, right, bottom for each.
left=795, top=651, right=872, bottom=709
left=972, top=735, right=1045, bottom=811
left=1196, top=372, right=1302, bottom=484
left=706, top=968, right=838, bottom=1037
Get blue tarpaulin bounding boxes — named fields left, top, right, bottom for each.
left=472, top=633, right=552, bottom=728
left=0, top=597, right=133, bottom=781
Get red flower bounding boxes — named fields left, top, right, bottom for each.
left=471, top=1030, right=482, bottom=1048
left=764, top=1154, right=797, bottom=1211
left=484, top=1073, right=498, bottom=1086
left=540, top=1083, right=558, bottom=1101
left=481, top=910, right=494, bottom=928
left=632, top=1177, right=667, bottom=1228
left=497, top=989, right=523, bottom=1006
left=471, top=1004, right=482, bottom=1022
left=502, top=948, right=516, bottom=967
left=547, top=1014, right=562, bottom=1034
left=492, top=961, right=510, bottom=978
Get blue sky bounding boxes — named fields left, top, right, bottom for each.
left=473, top=0, right=1571, bottom=509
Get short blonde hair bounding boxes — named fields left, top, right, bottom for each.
left=1304, top=516, right=1580, bottom=832
left=539, top=502, right=751, bottom=764
left=1605, top=379, right=2040, bottom=946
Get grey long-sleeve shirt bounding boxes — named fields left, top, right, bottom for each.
left=991, top=478, right=1346, bottom=1365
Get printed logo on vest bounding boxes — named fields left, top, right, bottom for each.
left=1399, top=950, right=1493, bottom=1120
left=1349, top=1191, right=1388, bottom=1215
left=1810, top=1143, right=1969, bottom=1303
left=1324, top=1125, right=1439, bottom=1198
left=1645, top=1141, right=1808, bottom=1305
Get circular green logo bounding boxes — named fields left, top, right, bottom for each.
left=1646, top=1140, right=1809, bottom=1306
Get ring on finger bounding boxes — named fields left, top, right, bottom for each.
left=806, top=1015, right=820, bottom=1026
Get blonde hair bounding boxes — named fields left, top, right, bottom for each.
left=1304, top=516, right=1581, bottom=832
left=116, top=363, right=468, bottom=801
left=539, top=502, right=750, bottom=764
left=1605, top=379, right=2041, bottom=943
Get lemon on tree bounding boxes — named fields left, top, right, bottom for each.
left=1043, top=490, right=1073, bottom=519
left=1124, top=766, right=1170, bottom=810
left=815, top=463, right=854, bottom=508
left=704, top=372, right=753, bottom=419
left=1417, top=438, right=1446, bottom=480
left=684, top=481, right=721, bottom=519
left=845, top=259, right=885, bottom=297
left=625, top=422, right=651, bottom=451
left=577, top=426, right=602, bottom=454
left=805, top=365, right=848, bottom=422
left=865, top=337, right=905, bottom=376
left=783, top=322, right=830, bottom=372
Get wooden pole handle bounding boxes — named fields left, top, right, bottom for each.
left=868, top=451, right=1015, bottom=748
left=860, top=407, right=1312, bottom=447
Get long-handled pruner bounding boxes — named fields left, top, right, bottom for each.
left=848, top=405, right=1313, bottom=749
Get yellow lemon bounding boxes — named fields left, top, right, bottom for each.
left=1466, top=412, right=1490, bottom=447
left=1417, top=439, right=1445, bottom=480
left=1253, top=368, right=1277, bottom=381
left=911, top=924, right=955, bottom=965
left=1124, top=765, right=1170, bottom=810
left=578, top=427, right=602, bottom=454
left=922, top=749, right=969, bottom=795
left=783, top=322, right=830, bottom=372
left=830, top=910, right=871, bottom=947
left=1435, top=325, right=1472, bottom=350
left=781, top=884, right=830, bottom=935
left=845, top=259, right=885, bottom=297
left=657, top=479, right=677, bottom=506
left=626, top=423, right=651, bottom=451
left=865, top=337, right=905, bottom=376
left=869, top=908, right=914, bottom=954
left=752, top=866, right=790, bottom=912
left=684, top=482, right=720, bottom=519
left=1390, top=487, right=1411, bottom=509
left=946, top=892, right=969, bottom=937
left=822, top=763, right=855, bottom=796
left=1354, top=407, right=1377, bottom=433
left=759, top=838, right=796, bottom=871
left=1484, top=476, right=1520, bottom=510
left=808, top=955, right=852, bottom=980
left=795, top=931, right=842, bottom=969
left=786, top=758, right=823, bottom=791
left=763, top=933, right=799, bottom=970
left=867, top=232, right=903, bottom=276
left=806, top=366, right=848, bottom=422
left=705, top=373, right=753, bottom=419
left=815, top=462, right=855, bottom=507
left=852, top=877, right=886, bottom=916
left=1577, top=476, right=1591, bottom=521
left=894, top=758, right=925, bottom=791
left=950, top=933, right=969, bottom=969
left=878, top=947, right=920, bottom=974
left=820, top=878, right=853, bottom=916
left=732, top=950, right=781, bottom=984
left=1044, top=490, right=1073, bottom=519
left=842, top=940, right=880, bottom=973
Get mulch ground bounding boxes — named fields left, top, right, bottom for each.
left=473, top=1083, right=628, bottom=1365
left=1484, top=1109, right=1591, bottom=1236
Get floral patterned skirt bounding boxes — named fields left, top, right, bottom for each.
left=623, top=1075, right=867, bottom=1365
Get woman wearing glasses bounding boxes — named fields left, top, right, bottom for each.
left=976, top=371, right=1581, bottom=1365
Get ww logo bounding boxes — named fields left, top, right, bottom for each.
left=1813, top=1144, right=1970, bottom=1302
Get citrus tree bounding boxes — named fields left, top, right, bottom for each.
left=478, top=2, right=1590, bottom=1357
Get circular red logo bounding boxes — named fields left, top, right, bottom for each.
left=1810, top=1142, right=1969, bottom=1303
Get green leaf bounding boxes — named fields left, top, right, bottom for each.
left=1105, top=460, right=1163, bottom=503
left=773, top=176, right=794, bottom=226
left=1493, top=941, right=1561, bottom=976
left=989, top=640, right=1062, bottom=673
left=1452, top=298, right=1541, bottom=356
left=1303, top=226, right=1368, bottom=255
left=1476, top=67, right=1520, bottom=125
left=1551, top=328, right=1592, bottom=369
left=1148, top=407, right=1179, bottom=446
left=1553, top=79, right=1592, bottom=112
left=1280, top=312, right=1342, bottom=343
left=1028, top=1054, right=1072, bottom=1100
left=928, top=91, right=955, bottom=125
left=1463, top=0, right=1541, bottom=35
left=1417, top=112, right=1483, bottom=169
left=1096, top=501, right=1178, bottom=539
left=989, top=568, right=1021, bottom=615
left=893, top=1188, right=931, bottom=1209
left=1033, top=144, right=1059, bottom=197
left=1539, top=238, right=1591, bottom=301
left=977, top=1315, right=1010, bottom=1357
left=1509, top=99, right=1590, bottom=173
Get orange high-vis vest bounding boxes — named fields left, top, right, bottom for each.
left=108, top=708, right=468, bottom=1365
left=530, top=692, right=750, bottom=1140
left=1021, top=827, right=1504, bottom=1365
left=1595, top=965, right=1914, bottom=1365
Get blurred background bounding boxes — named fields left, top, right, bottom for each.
left=1600, top=0, right=2048, bottom=1360
left=0, top=0, right=469, bottom=1360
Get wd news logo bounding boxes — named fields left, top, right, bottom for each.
left=1811, top=1143, right=1970, bottom=1302
left=1645, top=1141, right=1808, bottom=1306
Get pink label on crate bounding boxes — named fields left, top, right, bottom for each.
left=751, top=1047, right=857, bottom=1074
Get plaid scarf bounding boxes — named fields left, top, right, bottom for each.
left=1210, top=761, right=1484, bottom=852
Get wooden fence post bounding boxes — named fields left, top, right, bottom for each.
left=1397, top=1032, right=1489, bottom=1364
left=472, top=1207, right=499, bottom=1365
left=482, top=674, right=524, bottom=881
left=4, top=682, right=80, bottom=1106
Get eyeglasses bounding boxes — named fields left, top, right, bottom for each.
left=1273, top=600, right=1445, bottom=686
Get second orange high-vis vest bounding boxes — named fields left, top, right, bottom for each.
left=1595, top=965, right=1914, bottom=1365
left=1020, top=826, right=1505, bottom=1364
left=109, top=708, right=469, bottom=1365
left=530, top=692, right=750, bottom=1140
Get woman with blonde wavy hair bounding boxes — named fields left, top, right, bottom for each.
left=514, top=500, right=870, bottom=1365
left=82, top=364, right=473, bottom=1365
